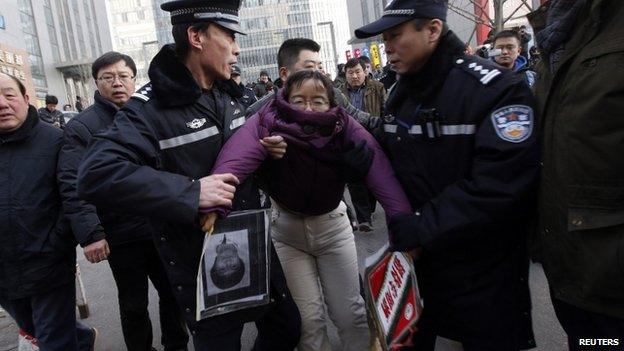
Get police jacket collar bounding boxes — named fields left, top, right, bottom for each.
left=148, top=44, right=203, bottom=107
left=93, top=90, right=120, bottom=115
left=0, top=106, right=39, bottom=143
left=386, top=31, right=465, bottom=113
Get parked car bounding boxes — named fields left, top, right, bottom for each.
left=62, top=110, right=79, bottom=124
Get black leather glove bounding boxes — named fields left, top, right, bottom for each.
left=388, top=214, right=421, bottom=251
left=336, top=140, right=374, bottom=183
left=367, top=116, right=382, bottom=131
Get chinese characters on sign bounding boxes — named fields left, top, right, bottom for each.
left=0, top=49, right=27, bottom=81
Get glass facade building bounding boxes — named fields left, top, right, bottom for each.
left=146, top=0, right=351, bottom=84
left=106, top=0, right=159, bottom=85
left=1, top=0, right=112, bottom=106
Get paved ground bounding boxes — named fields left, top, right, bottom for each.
left=0, top=204, right=567, bottom=350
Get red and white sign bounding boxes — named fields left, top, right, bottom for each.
left=345, top=50, right=353, bottom=61
left=354, top=48, right=362, bottom=58
left=365, top=248, right=422, bottom=351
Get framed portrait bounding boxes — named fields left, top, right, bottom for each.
left=196, top=209, right=271, bottom=320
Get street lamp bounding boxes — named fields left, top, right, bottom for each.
left=317, top=21, right=339, bottom=74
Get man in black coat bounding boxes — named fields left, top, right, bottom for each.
left=0, top=72, right=96, bottom=350
left=38, top=94, right=65, bottom=128
left=229, top=64, right=257, bottom=108
left=355, top=0, right=539, bottom=350
left=58, top=51, right=189, bottom=351
left=76, top=1, right=300, bottom=350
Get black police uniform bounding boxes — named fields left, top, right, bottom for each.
left=76, top=3, right=301, bottom=348
left=377, top=32, right=539, bottom=350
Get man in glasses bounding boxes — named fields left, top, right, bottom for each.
left=58, top=51, right=189, bottom=351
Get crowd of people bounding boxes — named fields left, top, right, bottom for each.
left=0, top=0, right=622, bottom=351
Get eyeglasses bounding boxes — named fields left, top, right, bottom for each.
left=97, top=74, right=135, bottom=85
left=290, top=98, right=330, bottom=111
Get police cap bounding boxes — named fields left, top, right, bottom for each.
left=231, top=64, right=242, bottom=76
left=355, top=0, right=448, bottom=39
left=161, top=0, right=245, bottom=35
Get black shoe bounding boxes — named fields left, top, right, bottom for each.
left=359, top=222, right=373, bottom=232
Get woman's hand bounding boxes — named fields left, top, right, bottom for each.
left=200, top=212, right=218, bottom=233
left=260, top=135, right=287, bottom=159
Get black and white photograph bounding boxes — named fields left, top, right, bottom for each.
left=197, top=209, right=271, bottom=320
left=204, top=230, right=251, bottom=294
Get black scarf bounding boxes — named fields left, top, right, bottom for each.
left=385, top=31, right=465, bottom=121
left=535, top=0, right=587, bottom=70
left=0, top=105, right=39, bottom=143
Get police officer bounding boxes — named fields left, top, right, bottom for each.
left=355, top=0, right=539, bottom=350
left=76, top=1, right=300, bottom=350
left=229, top=65, right=257, bottom=108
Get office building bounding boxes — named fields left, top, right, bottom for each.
left=0, top=0, right=112, bottom=107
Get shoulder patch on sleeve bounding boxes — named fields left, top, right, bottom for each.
left=131, top=82, right=153, bottom=102
left=490, top=105, right=534, bottom=143
left=455, top=57, right=502, bottom=85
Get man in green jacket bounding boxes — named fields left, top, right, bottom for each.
left=340, top=57, right=387, bottom=231
left=529, top=0, right=624, bottom=347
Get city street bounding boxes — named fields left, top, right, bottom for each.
left=0, top=205, right=567, bottom=351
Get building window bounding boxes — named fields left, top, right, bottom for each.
left=43, top=0, right=61, bottom=62
left=17, top=0, right=47, bottom=88
left=0, top=14, right=5, bottom=29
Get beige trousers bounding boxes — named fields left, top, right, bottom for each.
left=271, top=201, right=370, bottom=351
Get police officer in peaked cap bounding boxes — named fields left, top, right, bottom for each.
left=229, top=64, right=258, bottom=108
left=77, top=1, right=301, bottom=350
left=356, top=0, right=539, bottom=349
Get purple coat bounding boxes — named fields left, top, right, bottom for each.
left=208, top=90, right=412, bottom=219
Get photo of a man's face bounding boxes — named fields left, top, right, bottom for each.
left=211, top=236, right=245, bottom=289
left=198, top=209, right=271, bottom=320
left=205, top=230, right=250, bottom=293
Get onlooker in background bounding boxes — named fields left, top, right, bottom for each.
left=0, top=73, right=97, bottom=351
left=333, top=63, right=346, bottom=88
left=358, top=55, right=374, bottom=79
left=230, top=64, right=258, bottom=108
left=529, top=0, right=624, bottom=348
left=58, top=51, right=189, bottom=351
left=492, top=30, right=537, bottom=87
left=253, top=70, right=274, bottom=98
left=518, top=25, right=532, bottom=59
left=75, top=95, right=84, bottom=112
left=38, top=94, right=65, bottom=128
left=246, top=38, right=380, bottom=131
left=340, top=57, right=386, bottom=232
left=528, top=46, right=541, bottom=69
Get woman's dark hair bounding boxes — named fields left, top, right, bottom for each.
left=91, top=51, right=137, bottom=79
left=283, top=70, right=337, bottom=108
left=172, top=22, right=211, bottom=58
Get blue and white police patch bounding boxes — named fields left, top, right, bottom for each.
left=490, top=105, right=533, bottom=143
